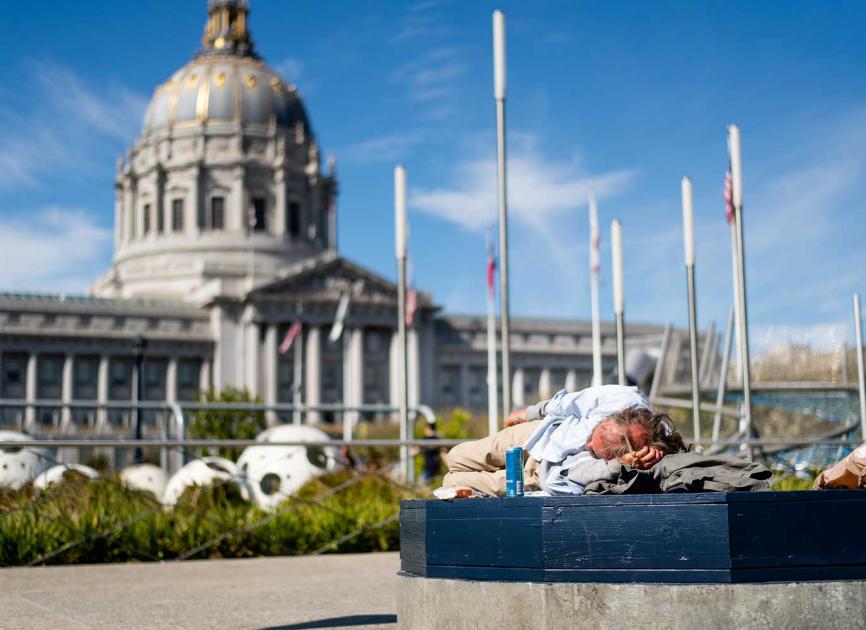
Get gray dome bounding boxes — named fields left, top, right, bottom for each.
left=142, top=56, right=311, bottom=134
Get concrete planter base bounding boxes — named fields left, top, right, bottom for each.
left=398, top=572, right=866, bottom=630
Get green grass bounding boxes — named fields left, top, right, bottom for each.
left=0, top=471, right=413, bottom=566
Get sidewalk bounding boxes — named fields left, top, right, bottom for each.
left=0, top=552, right=400, bottom=629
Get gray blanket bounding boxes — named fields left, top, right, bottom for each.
left=584, top=452, right=772, bottom=494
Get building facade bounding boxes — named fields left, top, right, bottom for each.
left=0, top=1, right=688, bottom=448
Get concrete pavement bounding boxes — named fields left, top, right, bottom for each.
left=1, top=552, right=399, bottom=629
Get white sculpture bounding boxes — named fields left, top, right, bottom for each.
left=0, top=431, right=50, bottom=490
left=237, top=424, right=339, bottom=511
left=33, top=464, right=99, bottom=491
left=161, top=456, right=250, bottom=507
left=120, top=464, right=168, bottom=501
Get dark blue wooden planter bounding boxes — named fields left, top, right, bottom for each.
left=400, top=490, right=866, bottom=583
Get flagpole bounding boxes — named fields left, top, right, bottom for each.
left=728, top=124, right=753, bottom=458
left=588, top=185, right=603, bottom=387
left=394, top=165, right=411, bottom=483
left=681, top=176, right=701, bottom=443
left=293, top=316, right=303, bottom=425
left=486, top=233, right=500, bottom=435
left=729, top=220, right=742, bottom=382
left=493, top=10, right=512, bottom=417
left=611, top=219, right=626, bottom=385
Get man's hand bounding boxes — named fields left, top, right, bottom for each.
left=505, top=408, right=527, bottom=427
left=618, top=446, right=664, bottom=470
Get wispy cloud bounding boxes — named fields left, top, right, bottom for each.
left=0, top=61, right=146, bottom=189
left=339, top=131, right=426, bottom=163
left=410, top=133, right=638, bottom=315
left=273, top=57, right=304, bottom=82
left=390, top=1, right=453, bottom=42
left=0, top=207, right=112, bottom=293
left=411, top=133, right=636, bottom=231
left=391, top=47, right=466, bottom=118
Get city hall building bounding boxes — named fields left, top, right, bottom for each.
left=0, top=1, right=682, bottom=439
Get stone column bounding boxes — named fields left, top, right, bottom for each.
left=408, top=328, right=420, bottom=410
left=304, top=326, right=321, bottom=423
left=263, top=324, right=278, bottom=425
left=114, top=186, right=124, bottom=251
left=512, top=367, right=525, bottom=409
left=243, top=306, right=260, bottom=396
left=388, top=331, right=400, bottom=419
left=97, top=355, right=109, bottom=429
left=539, top=368, right=552, bottom=400
left=166, top=358, right=178, bottom=403
left=189, top=165, right=201, bottom=237
left=199, top=359, right=211, bottom=394
left=460, top=363, right=471, bottom=409
left=274, top=168, right=286, bottom=237
left=565, top=369, right=578, bottom=392
left=61, top=355, right=74, bottom=429
left=24, top=353, right=37, bottom=431
left=342, top=328, right=363, bottom=438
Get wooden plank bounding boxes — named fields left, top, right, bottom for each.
left=543, top=504, right=730, bottom=569
left=399, top=505, right=426, bottom=566
left=425, top=504, right=543, bottom=568
left=729, top=496, right=866, bottom=568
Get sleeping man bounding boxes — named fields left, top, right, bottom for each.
left=442, top=385, right=685, bottom=497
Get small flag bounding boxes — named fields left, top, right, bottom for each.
left=724, top=170, right=735, bottom=225
left=279, top=321, right=302, bottom=354
left=328, top=291, right=350, bottom=343
left=406, top=289, right=418, bottom=327
left=486, top=237, right=497, bottom=298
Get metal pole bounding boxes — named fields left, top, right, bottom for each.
left=132, top=336, right=146, bottom=464
left=698, top=321, right=716, bottom=386
left=853, top=293, right=866, bottom=439
left=588, top=186, right=603, bottom=387
left=615, top=313, right=626, bottom=385
left=712, top=305, right=735, bottom=447
left=681, top=177, right=700, bottom=442
left=493, top=10, right=512, bottom=417
left=395, top=165, right=410, bottom=483
left=729, top=222, right=743, bottom=383
left=486, top=235, right=499, bottom=435
left=686, top=265, right=701, bottom=442
left=611, top=219, right=625, bottom=385
left=293, top=322, right=303, bottom=425
left=649, top=323, right=671, bottom=401
left=728, top=124, right=753, bottom=458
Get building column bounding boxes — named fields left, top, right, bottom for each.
left=97, top=355, right=109, bottom=429
left=539, top=368, right=552, bottom=400
left=388, top=331, right=400, bottom=419
left=511, top=367, right=525, bottom=409
left=189, top=165, right=201, bottom=237
left=244, top=306, right=260, bottom=396
left=61, top=355, right=74, bottom=429
left=264, top=324, right=278, bottom=425
left=304, top=326, right=321, bottom=423
left=342, top=328, right=363, bottom=437
left=166, top=358, right=178, bottom=403
left=199, top=358, right=211, bottom=394
left=24, top=353, right=37, bottom=431
left=565, top=369, right=578, bottom=392
left=408, top=328, right=420, bottom=410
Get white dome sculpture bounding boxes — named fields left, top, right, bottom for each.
left=33, top=464, right=99, bottom=491
left=90, top=0, right=337, bottom=302
left=162, top=456, right=250, bottom=507
left=120, top=464, right=169, bottom=500
left=0, top=431, right=50, bottom=490
left=237, top=424, right=339, bottom=511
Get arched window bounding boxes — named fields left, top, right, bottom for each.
left=210, top=196, right=225, bottom=230
left=172, top=199, right=185, bottom=232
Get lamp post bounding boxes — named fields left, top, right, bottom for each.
left=611, top=220, right=625, bottom=385
left=681, top=177, right=701, bottom=443
left=493, top=9, right=512, bottom=418
left=132, top=335, right=147, bottom=464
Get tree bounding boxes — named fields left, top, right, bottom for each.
left=190, top=388, right=266, bottom=460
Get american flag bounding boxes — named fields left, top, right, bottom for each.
left=724, top=170, right=735, bottom=225
left=486, top=238, right=497, bottom=298
left=405, top=289, right=418, bottom=327
left=279, top=321, right=302, bottom=354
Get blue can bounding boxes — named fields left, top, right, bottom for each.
left=505, top=446, right=524, bottom=497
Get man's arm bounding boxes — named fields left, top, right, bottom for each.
left=505, top=398, right=551, bottom=427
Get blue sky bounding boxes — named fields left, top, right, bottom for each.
left=2, top=0, right=865, bottom=352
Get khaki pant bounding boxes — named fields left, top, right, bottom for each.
left=442, top=420, right=541, bottom=496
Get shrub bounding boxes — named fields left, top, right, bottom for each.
left=190, top=388, right=266, bottom=460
